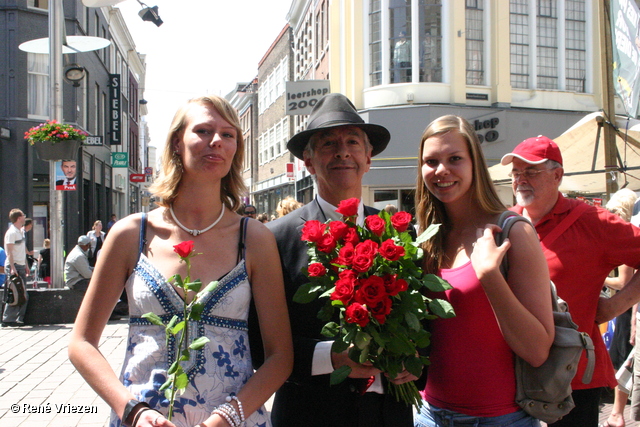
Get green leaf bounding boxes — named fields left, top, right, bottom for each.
left=167, top=361, right=179, bottom=375
left=198, top=281, right=218, bottom=296
left=404, top=355, right=425, bottom=378
left=189, top=336, right=210, bottom=350
left=141, top=312, right=165, bottom=327
left=190, top=302, right=204, bottom=320
left=172, top=274, right=184, bottom=288
left=321, top=322, right=340, bottom=338
left=422, top=274, right=453, bottom=292
left=331, top=335, right=350, bottom=354
left=354, top=331, right=372, bottom=350
left=404, top=311, right=421, bottom=331
left=428, top=298, right=456, bottom=318
left=413, top=223, right=441, bottom=246
left=175, top=372, right=189, bottom=393
left=293, top=283, right=323, bottom=303
left=170, top=321, right=185, bottom=335
left=185, top=279, right=203, bottom=293
left=159, top=377, right=172, bottom=391
left=358, top=345, right=370, bottom=364
left=330, top=365, right=351, bottom=385
left=415, top=329, right=432, bottom=348
left=317, top=303, right=334, bottom=322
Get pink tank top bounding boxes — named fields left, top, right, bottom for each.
left=421, top=261, right=520, bottom=417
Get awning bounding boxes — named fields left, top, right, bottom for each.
left=489, top=112, right=640, bottom=194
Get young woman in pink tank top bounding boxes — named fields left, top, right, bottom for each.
left=413, top=115, right=554, bottom=426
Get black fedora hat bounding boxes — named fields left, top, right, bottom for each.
left=286, top=93, right=391, bottom=160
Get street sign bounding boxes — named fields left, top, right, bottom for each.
left=130, top=173, right=145, bottom=182
left=84, top=136, right=103, bottom=146
left=111, top=152, right=128, bottom=168
left=285, top=80, right=330, bottom=115
left=144, top=166, right=153, bottom=175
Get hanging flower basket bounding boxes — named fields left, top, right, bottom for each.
left=24, top=120, right=88, bottom=161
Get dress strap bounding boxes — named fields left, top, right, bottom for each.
left=237, top=217, right=249, bottom=264
left=138, top=213, right=148, bottom=261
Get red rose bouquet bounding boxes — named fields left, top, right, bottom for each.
left=142, top=241, right=217, bottom=420
left=294, top=198, right=455, bottom=408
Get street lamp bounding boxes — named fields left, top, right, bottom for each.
left=137, top=1, right=163, bottom=27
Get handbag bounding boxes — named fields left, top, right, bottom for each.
left=615, top=349, right=634, bottom=394
left=4, top=274, right=27, bottom=307
left=496, top=211, right=595, bottom=424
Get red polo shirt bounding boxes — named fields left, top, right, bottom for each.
left=512, top=193, right=640, bottom=390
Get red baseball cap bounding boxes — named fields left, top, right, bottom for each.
left=500, top=135, right=563, bottom=166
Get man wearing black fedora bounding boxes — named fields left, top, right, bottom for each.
left=250, top=93, right=416, bottom=426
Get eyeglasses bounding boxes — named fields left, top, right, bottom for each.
left=507, top=169, right=550, bottom=180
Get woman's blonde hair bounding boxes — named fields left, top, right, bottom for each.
left=149, top=95, right=246, bottom=211
left=92, top=220, right=102, bottom=230
left=415, top=115, right=505, bottom=273
left=605, top=188, right=638, bottom=222
left=276, top=196, right=303, bottom=218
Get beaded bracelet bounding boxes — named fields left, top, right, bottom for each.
left=212, top=407, right=237, bottom=427
left=225, top=395, right=245, bottom=422
left=217, top=403, right=241, bottom=426
left=131, top=407, right=156, bottom=427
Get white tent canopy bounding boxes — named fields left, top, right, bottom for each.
left=489, top=112, right=640, bottom=195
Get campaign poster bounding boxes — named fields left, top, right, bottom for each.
left=54, top=160, right=77, bottom=191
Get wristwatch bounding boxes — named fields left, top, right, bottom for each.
left=122, top=399, right=150, bottom=427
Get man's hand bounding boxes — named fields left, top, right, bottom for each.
left=385, top=369, right=419, bottom=385
left=331, top=350, right=381, bottom=379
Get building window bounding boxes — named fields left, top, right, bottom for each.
left=537, top=1, right=558, bottom=89
left=390, top=0, right=412, bottom=83
left=466, top=0, right=484, bottom=85
left=565, top=0, right=586, bottom=92
left=28, top=53, right=49, bottom=118
left=259, top=57, right=288, bottom=114
left=419, top=0, right=442, bottom=83
left=510, top=0, right=530, bottom=88
left=27, top=0, right=48, bottom=9
left=369, top=0, right=382, bottom=86
left=259, top=117, right=289, bottom=164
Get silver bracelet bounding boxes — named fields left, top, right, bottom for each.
left=212, top=408, right=237, bottom=427
left=225, top=395, right=245, bottom=422
left=220, top=402, right=242, bottom=426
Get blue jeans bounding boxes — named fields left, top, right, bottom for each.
left=415, top=402, right=540, bottom=427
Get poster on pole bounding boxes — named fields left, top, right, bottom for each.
left=611, top=0, right=640, bottom=117
left=54, top=160, right=77, bottom=191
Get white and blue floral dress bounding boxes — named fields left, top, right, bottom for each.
left=110, top=216, right=270, bottom=427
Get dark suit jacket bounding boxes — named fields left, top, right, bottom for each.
left=250, top=200, right=413, bottom=427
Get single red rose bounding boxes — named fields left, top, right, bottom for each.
left=336, top=242, right=355, bottom=266
left=343, top=228, right=360, bottom=246
left=173, top=241, right=195, bottom=259
left=331, top=278, right=355, bottom=305
left=308, top=262, right=326, bottom=277
left=316, top=233, right=337, bottom=253
left=351, top=253, right=374, bottom=273
left=301, top=220, right=326, bottom=242
left=345, top=302, right=370, bottom=327
left=336, top=198, right=359, bottom=218
left=338, top=269, right=358, bottom=284
left=391, top=211, right=413, bottom=232
left=379, top=239, right=406, bottom=261
left=355, top=240, right=378, bottom=258
left=329, top=221, right=350, bottom=241
left=370, top=296, right=392, bottom=324
left=365, top=215, right=386, bottom=237
left=382, top=274, right=408, bottom=296
left=355, top=275, right=387, bottom=305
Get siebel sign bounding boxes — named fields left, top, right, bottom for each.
left=286, top=80, right=330, bottom=115
left=130, top=173, right=145, bottom=182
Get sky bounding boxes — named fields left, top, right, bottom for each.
left=115, top=0, right=293, bottom=148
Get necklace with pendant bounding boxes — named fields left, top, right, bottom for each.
left=169, top=204, right=225, bottom=236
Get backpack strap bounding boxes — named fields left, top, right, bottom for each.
left=540, top=201, right=589, bottom=248
left=237, top=217, right=249, bottom=264
left=138, top=213, right=148, bottom=262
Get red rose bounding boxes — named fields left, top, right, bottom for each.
left=382, top=274, right=408, bottom=296
left=391, top=211, right=413, bottom=232
left=331, top=278, right=355, bottom=305
left=173, top=241, right=195, bottom=258
left=316, top=233, right=337, bottom=253
left=336, top=198, right=359, bottom=218
left=379, top=239, right=405, bottom=261
left=301, top=220, right=326, bottom=243
left=343, top=228, right=360, bottom=246
left=365, top=215, right=386, bottom=237
left=345, top=302, right=370, bottom=327
left=351, top=254, right=374, bottom=273
left=338, top=269, right=358, bottom=283
left=329, top=221, right=350, bottom=241
left=355, top=240, right=378, bottom=257
left=336, top=243, right=355, bottom=266
left=308, top=262, right=326, bottom=277
left=355, top=275, right=387, bottom=305
left=370, top=296, right=392, bottom=324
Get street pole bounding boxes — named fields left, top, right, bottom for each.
left=599, top=0, right=619, bottom=197
left=49, top=0, right=64, bottom=288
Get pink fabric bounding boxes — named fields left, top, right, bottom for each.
left=512, top=194, right=640, bottom=390
left=421, top=261, right=520, bottom=417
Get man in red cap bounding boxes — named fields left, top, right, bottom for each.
left=501, top=136, right=640, bottom=427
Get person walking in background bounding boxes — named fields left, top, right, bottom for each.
left=243, top=204, right=257, bottom=218
left=275, top=196, right=302, bottom=218
left=38, top=238, right=51, bottom=287
left=501, top=136, right=640, bottom=427
left=64, top=235, right=94, bottom=293
left=86, top=220, right=105, bottom=267
left=22, top=218, right=34, bottom=274
left=106, top=214, right=117, bottom=235
left=252, top=93, right=417, bottom=427
left=0, top=246, right=6, bottom=287
left=2, top=209, right=29, bottom=326
left=383, top=204, right=398, bottom=215
left=69, top=94, right=292, bottom=427
left=414, top=116, right=553, bottom=426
